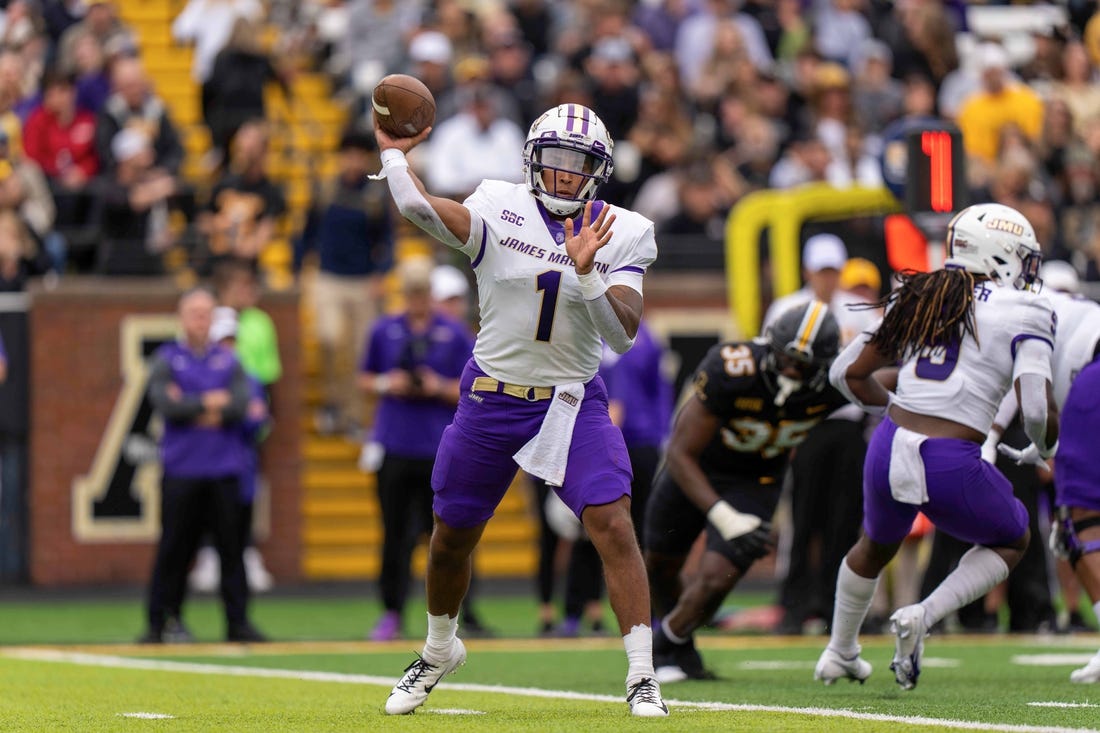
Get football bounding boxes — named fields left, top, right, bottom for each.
left=372, top=74, right=436, bottom=138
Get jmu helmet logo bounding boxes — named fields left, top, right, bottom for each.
left=985, top=218, right=1025, bottom=236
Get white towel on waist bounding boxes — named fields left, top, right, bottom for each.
left=888, top=425, right=929, bottom=505
left=513, top=382, right=585, bottom=487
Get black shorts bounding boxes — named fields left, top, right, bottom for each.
left=643, top=467, right=782, bottom=563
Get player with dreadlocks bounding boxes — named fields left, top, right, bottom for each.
left=813, top=203, right=1059, bottom=691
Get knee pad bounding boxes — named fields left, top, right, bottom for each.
left=1054, top=507, right=1100, bottom=568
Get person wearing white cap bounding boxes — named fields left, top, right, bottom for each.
left=956, top=42, right=1044, bottom=164
left=94, top=127, right=177, bottom=275
left=189, top=305, right=275, bottom=595
left=766, top=238, right=885, bottom=636
left=762, top=233, right=848, bottom=329
left=431, top=264, right=471, bottom=322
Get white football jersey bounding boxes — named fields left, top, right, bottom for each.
left=457, top=180, right=657, bottom=385
left=1047, top=290, right=1100, bottom=407
left=892, top=282, right=1055, bottom=434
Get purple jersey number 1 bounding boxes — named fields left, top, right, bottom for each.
left=535, top=270, right=562, bottom=342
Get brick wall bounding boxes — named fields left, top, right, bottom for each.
left=28, top=279, right=301, bottom=586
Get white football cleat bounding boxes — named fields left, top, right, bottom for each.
left=385, top=638, right=466, bottom=714
left=627, top=677, right=669, bottom=717
left=814, top=646, right=872, bottom=685
left=654, top=664, right=688, bottom=684
left=890, top=604, right=927, bottom=690
left=1070, top=651, right=1100, bottom=683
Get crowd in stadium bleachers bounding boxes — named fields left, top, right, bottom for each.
left=0, top=0, right=1094, bottom=296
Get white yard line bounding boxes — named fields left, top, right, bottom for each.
left=3, top=648, right=1097, bottom=733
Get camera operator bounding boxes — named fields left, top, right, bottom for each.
left=358, top=257, right=475, bottom=641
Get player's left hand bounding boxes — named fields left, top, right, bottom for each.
left=997, top=442, right=1051, bottom=473
left=565, top=201, right=616, bottom=275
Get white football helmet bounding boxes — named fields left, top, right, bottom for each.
left=523, top=104, right=614, bottom=216
left=944, top=203, right=1043, bottom=291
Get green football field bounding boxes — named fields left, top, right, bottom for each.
left=1, top=591, right=1098, bottom=732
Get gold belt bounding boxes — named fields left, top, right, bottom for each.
left=471, top=376, right=554, bottom=401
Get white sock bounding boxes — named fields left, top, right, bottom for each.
left=828, top=557, right=879, bottom=656
left=624, top=624, right=656, bottom=685
left=921, top=546, right=1008, bottom=627
left=423, top=612, right=458, bottom=663
left=1093, top=600, right=1100, bottom=626
left=661, top=617, right=688, bottom=645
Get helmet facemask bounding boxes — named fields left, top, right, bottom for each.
left=523, top=105, right=614, bottom=217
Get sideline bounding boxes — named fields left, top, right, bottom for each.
left=3, top=648, right=1097, bottom=733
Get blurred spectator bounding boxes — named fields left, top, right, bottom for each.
left=57, top=0, right=136, bottom=76
left=1051, top=40, right=1100, bottom=138
left=296, top=128, right=393, bottom=436
left=202, top=17, right=291, bottom=162
left=508, top=0, right=555, bottom=59
left=172, top=0, right=264, bottom=84
left=586, top=36, right=640, bottom=141
left=0, top=209, right=47, bottom=290
left=90, top=128, right=176, bottom=275
left=762, top=233, right=846, bottom=327
left=1020, top=24, right=1068, bottom=87
left=0, top=48, right=34, bottom=145
left=485, top=28, right=539, bottom=128
left=42, top=0, right=84, bottom=46
left=141, top=287, right=265, bottom=644
left=23, top=67, right=97, bottom=270
left=212, top=257, right=282, bottom=390
left=658, top=163, right=727, bottom=243
left=405, top=30, right=455, bottom=119
left=425, top=85, right=524, bottom=199
left=359, top=258, right=474, bottom=642
left=768, top=130, right=832, bottom=189
left=429, top=0, right=479, bottom=60
left=675, top=0, right=772, bottom=92
left=338, top=0, right=422, bottom=96
left=814, top=0, right=872, bottom=71
left=0, top=329, right=4, bottom=383
left=189, top=306, right=275, bottom=594
left=851, top=39, right=904, bottom=138
left=773, top=0, right=811, bottom=62
left=808, top=62, right=853, bottom=175
left=690, top=19, right=752, bottom=111
left=96, top=57, right=185, bottom=175
left=955, top=43, right=1044, bottom=165
left=70, top=30, right=110, bottom=114
left=199, top=119, right=286, bottom=268
left=778, top=250, right=880, bottom=636
left=0, top=127, right=59, bottom=272
left=882, top=0, right=958, bottom=86
left=632, top=0, right=691, bottom=54
left=0, top=2, right=41, bottom=53
left=24, top=68, right=99, bottom=188
left=430, top=263, right=470, bottom=324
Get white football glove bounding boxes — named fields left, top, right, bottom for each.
left=997, top=442, right=1051, bottom=473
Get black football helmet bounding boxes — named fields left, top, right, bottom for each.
left=761, top=300, right=841, bottom=394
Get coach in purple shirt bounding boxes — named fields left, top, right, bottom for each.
left=359, top=259, right=475, bottom=641
left=141, top=288, right=265, bottom=644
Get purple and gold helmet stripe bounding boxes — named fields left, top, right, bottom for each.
left=565, top=104, right=575, bottom=132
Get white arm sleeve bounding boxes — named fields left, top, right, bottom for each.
left=1016, top=370, right=1055, bottom=457
left=585, top=294, right=635, bottom=354
left=378, top=149, right=469, bottom=251
left=827, top=326, right=888, bottom=415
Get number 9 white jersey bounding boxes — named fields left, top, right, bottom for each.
left=891, top=282, right=1055, bottom=434
left=455, top=180, right=657, bottom=386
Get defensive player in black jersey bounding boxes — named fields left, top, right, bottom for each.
left=644, top=301, right=847, bottom=682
